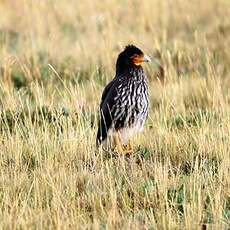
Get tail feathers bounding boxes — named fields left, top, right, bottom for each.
left=96, top=107, right=112, bottom=147
left=96, top=121, right=108, bottom=146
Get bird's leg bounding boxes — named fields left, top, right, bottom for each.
left=113, top=133, right=134, bottom=155
left=113, top=133, right=124, bottom=154
left=128, top=140, right=134, bottom=152
left=123, top=140, right=134, bottom=154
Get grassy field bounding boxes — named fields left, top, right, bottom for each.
left=0, top=0, right=230, bottom=229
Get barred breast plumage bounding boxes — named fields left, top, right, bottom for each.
left=111, top=68, right=149, bottom=143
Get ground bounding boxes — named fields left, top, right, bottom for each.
left=0, top=0, right=229, bottom=229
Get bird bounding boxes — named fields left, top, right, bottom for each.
left=96, top=45, right=151, bottom=154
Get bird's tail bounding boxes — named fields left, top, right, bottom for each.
left=96, top=120, right=108, bottom=147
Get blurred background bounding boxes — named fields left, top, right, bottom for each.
left=0, top=0, right=230, bottom=102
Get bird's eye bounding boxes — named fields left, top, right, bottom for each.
left=131, top=54, right=138, bottom=58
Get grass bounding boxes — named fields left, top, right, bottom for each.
left=0, top=0, right=230, bottom=228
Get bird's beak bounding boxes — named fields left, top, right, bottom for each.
left=143, top=54, right=151, bottom=62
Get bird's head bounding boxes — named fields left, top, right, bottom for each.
left=116, top=45, right=151, bottom=75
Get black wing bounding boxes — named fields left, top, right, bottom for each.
left=100, top=79, right=116, bottom=108
left=96, top=78, right=119, bottom=144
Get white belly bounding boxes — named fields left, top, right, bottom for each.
left=113, top=121, right=144, bottom=145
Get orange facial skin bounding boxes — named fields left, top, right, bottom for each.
left=131, top=54, right=144, bottom=66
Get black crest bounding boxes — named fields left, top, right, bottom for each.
left=116, top=44, right=144, bottom=75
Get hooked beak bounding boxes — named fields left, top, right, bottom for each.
left=143, top=54, right=151, bottom=62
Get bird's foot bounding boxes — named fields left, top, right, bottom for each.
left=113, top=143, right=134, bottom=155
left=122, top=142, right=134, bottom=155
left=112, top=133, right=134, bottom=155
